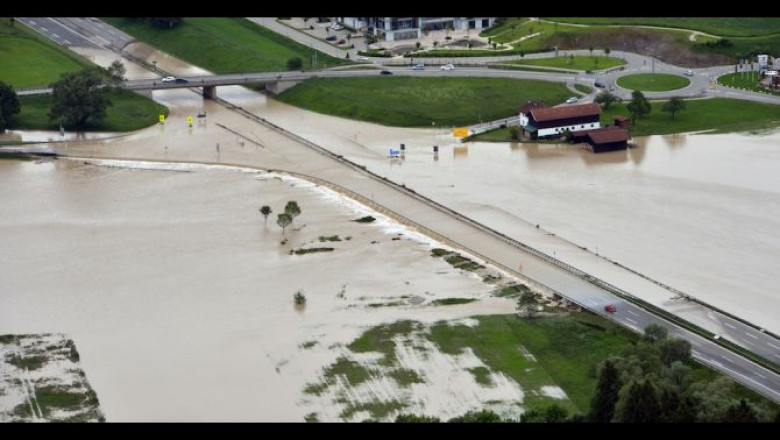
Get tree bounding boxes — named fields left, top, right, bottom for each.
left=287, top=57, right=303, bottom=71
left=662, top=97, right=686, bottom=120
left=658, top=339, right=691, bottom=366
left=509, top=126, right=520, bottom=140
left=594, top=91, right=621, bottom=110
left=259, top=205, right=272, bottom=226
left=723, top=399, right=759, bottom=423
left=614, top=380, right=661, bottom=423
left=448, top=410, right=503, bottom=423
left=277, top=212, right=292, bottom=235
left=589, top=359, right=622, bottom=423
left=604, top=47, right=611, bottom=57
left=48, top=67, right=113, bottom=130
left=643, top=324, right=668, bottom=343
left=415, top=41, right=421, bottom=51
left=293, top=290, right=307, bottom=305
left=106, top=60, right=126, bottom=85
left=9, top=17, right=15, bottom=27
left=395, top=414, right=441, bottom=423
left=589, top=46, right=594, bottom=57
left=433, top=40, right=439, bottom=49
left=284, top=201, right=301, bottom=220
left=517, top=291, right=541, bottom=317
left=626, top=90, right=651, bottom=123
left=148, top=17, right=182, bottom=29
left=0, top=81, right=21, bottom=132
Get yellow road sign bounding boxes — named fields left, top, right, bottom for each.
left=453, top=127, right=469, bottom=138
left=187, top=116, right=193, bottom=126
left=159, top=114, right=165, bottom=123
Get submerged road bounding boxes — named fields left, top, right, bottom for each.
left=13, top=17, right=780, bottom=402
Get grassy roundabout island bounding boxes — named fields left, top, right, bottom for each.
left=276, top=77, right=572, bottom=127
left=616, top=73, right=690, bottom=92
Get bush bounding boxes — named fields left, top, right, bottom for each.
left=287, top=57, right=303, bottom=71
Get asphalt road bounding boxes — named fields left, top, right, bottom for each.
left=13, top=17, right=780, bottom=402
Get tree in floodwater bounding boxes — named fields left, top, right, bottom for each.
left=277, top=212, right=292, bottom=235
left=284, top=201, right=301, bottom=221
left=259, top=205, right=272, bottom=226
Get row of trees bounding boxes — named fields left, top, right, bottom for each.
left=259, top=201, right=302, bottom=235
left=594, top=90, right=687, bottom=122
left=0, top=61, right=127, bottom=132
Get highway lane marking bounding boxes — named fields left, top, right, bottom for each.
left=746, top=332, right=759, bottom=339
left=41, top=27, right=48, bottom=32
left=586, top=299, right=598, bottom=306
left=767, top=342, right=780, bottom=349
left=627, top=310, right=639, bottom=317
left=756, top=372, right=767, bottom=379
left=724, top=322, right=737, bottom=329
left=695, top=356, right=780, bottom=399
left=625, top=317, right=637, bottom=325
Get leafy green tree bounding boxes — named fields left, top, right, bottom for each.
left=287, top=57, right=303, bottom=71
left=106, top=60, right=126, bottom=85
left=259, top=205, right=272, bottom=226
left=594, top=91, right=621, bottom=110
left=48, top=67, right=113, bottom=129
left=293, top=290, right=306, bottom=305
left=626, top=90, right=651, bottom=123
left=509, top=126, right=520, bottom=140
left=589, top=359, right=622, bottom=423
left=723, top=399, right=759, bottom=423
left=604, top=47, right=611, bottom=57
left=448, top=410, right=503, bottom=423
left=284, top=201, right=301, bottom=220
left=0, top=81, right=21, bottom=132
left=643, top=324, right=668, bottom=343
left=516, top=291, right=540, bottom=317
left=277, top=212, right=292, bottom=235
left=662, top=97, right=687, bottom=120
left=658, top=339, right=691, bottom=366
left=614, top=379, right=661, bottom=423
left=395, top=414, right=441, bottom=423
left=589, top=46, right=594, bottom=57
left=148, top=17, right=182, bottom=29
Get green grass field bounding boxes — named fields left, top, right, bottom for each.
left=507, top=56, right=625, bottom=71
left=104, top=17, right=350, bottom=73
left=601, top=98, right=780, bottom=136
left=617, top=73, right=690, bottom=92
left=276, top=77, right=571, bottom=127
left=14, top=89, right=168, bottom=132
left=0, top=18, right=89, bottom=88
left=544, top=18, right=780, bottom=37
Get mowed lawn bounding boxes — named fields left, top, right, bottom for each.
left=601, top=98, right=780, bottom=136
left=508, top=56, right=626, bottom=71
left=15, top=90, right=168, bottom=132
left=617, top=73, right=690, bottom=92
left=0, top=20, right=88, bottom=88
left=104, top=17, right=350, bottom=73
left=275, top=77, right=572, bottom=127
left=544, top=17, right=780, bottom=37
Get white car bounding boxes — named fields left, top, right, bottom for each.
left=565, top=97, right=578, bottom=104
left=684, top=70, right=694, bottom=77
left=356, top=55, right=370, bottom=61
left=330, top=23, right=344, bottom=30
left=440, top=64, right=455, bottom=71
left=160, top=76, right=175, bottom=83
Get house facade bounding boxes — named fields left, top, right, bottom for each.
left=519, top=103, right=602, bottom=139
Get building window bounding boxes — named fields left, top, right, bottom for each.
left=469, top=20, right=476, bottom=29
left=482, top=19, right=489, bottom=28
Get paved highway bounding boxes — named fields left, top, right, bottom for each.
left=13, top=17, right=780, bottom=401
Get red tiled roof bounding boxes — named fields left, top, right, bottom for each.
left=529, top=103, right=602, bottom=122
left=587, top=126, right=630, bottom=144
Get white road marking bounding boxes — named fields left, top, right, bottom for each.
left=41, top=27, right=48, bottom=32
left=586, top=299, right=598, bottom=306
left=51, top=33, right=59, bottom=38
left=627, top=309, right=639, bottom=317
left=756, top=372, right=766, bottom=379
left=625, top=317, right=637, bottom=324
left=767, top=342, right=780, bottom=349
left=746, top=332, right=759, bottom=339
left=724, top=322, right=737, bottom=329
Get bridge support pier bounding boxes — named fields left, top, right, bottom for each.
left=202, top=86, right=217, bottom=100
left=264, top=80, right=303, bottom=95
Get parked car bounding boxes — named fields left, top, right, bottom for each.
left=380, top=70, right=393, bottom=75
left=684, top=70, right=694, bottom=77
left=565, top=97, right=579, bottom=104
left=325, top=35, right=337, bottom=41
left=412, top=63, right=425, bottom=70
left=594, top=81, right=606, bottom=88
left=160, top=76, right=176, bottom=83
left=356, top=55, right=370, bottom=61
left=604, top=304, right=617, bottom=313
left=440, top=64, right=455, bottom=71
left=330, top=23, right=344, bottom=30
left=174, top=78, right=189, bottom=84
left=337, top=39, right=346, bottom=45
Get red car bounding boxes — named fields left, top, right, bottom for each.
left=604, top=304, right=617, bottom=313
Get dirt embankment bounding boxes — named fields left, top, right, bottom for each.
left=548, top=28, right=734, bottom=68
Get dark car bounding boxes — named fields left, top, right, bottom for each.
left=174, top=78, right=189, bottom=84
left=594, top=81, right=606, bottom=88
left=337, top=39, right=346, bottom=45
left=604, top=304, right=617, bottom=313
left=325, top=35, right=337, bottom=41
left=380, top=70, right=393, bottom=75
